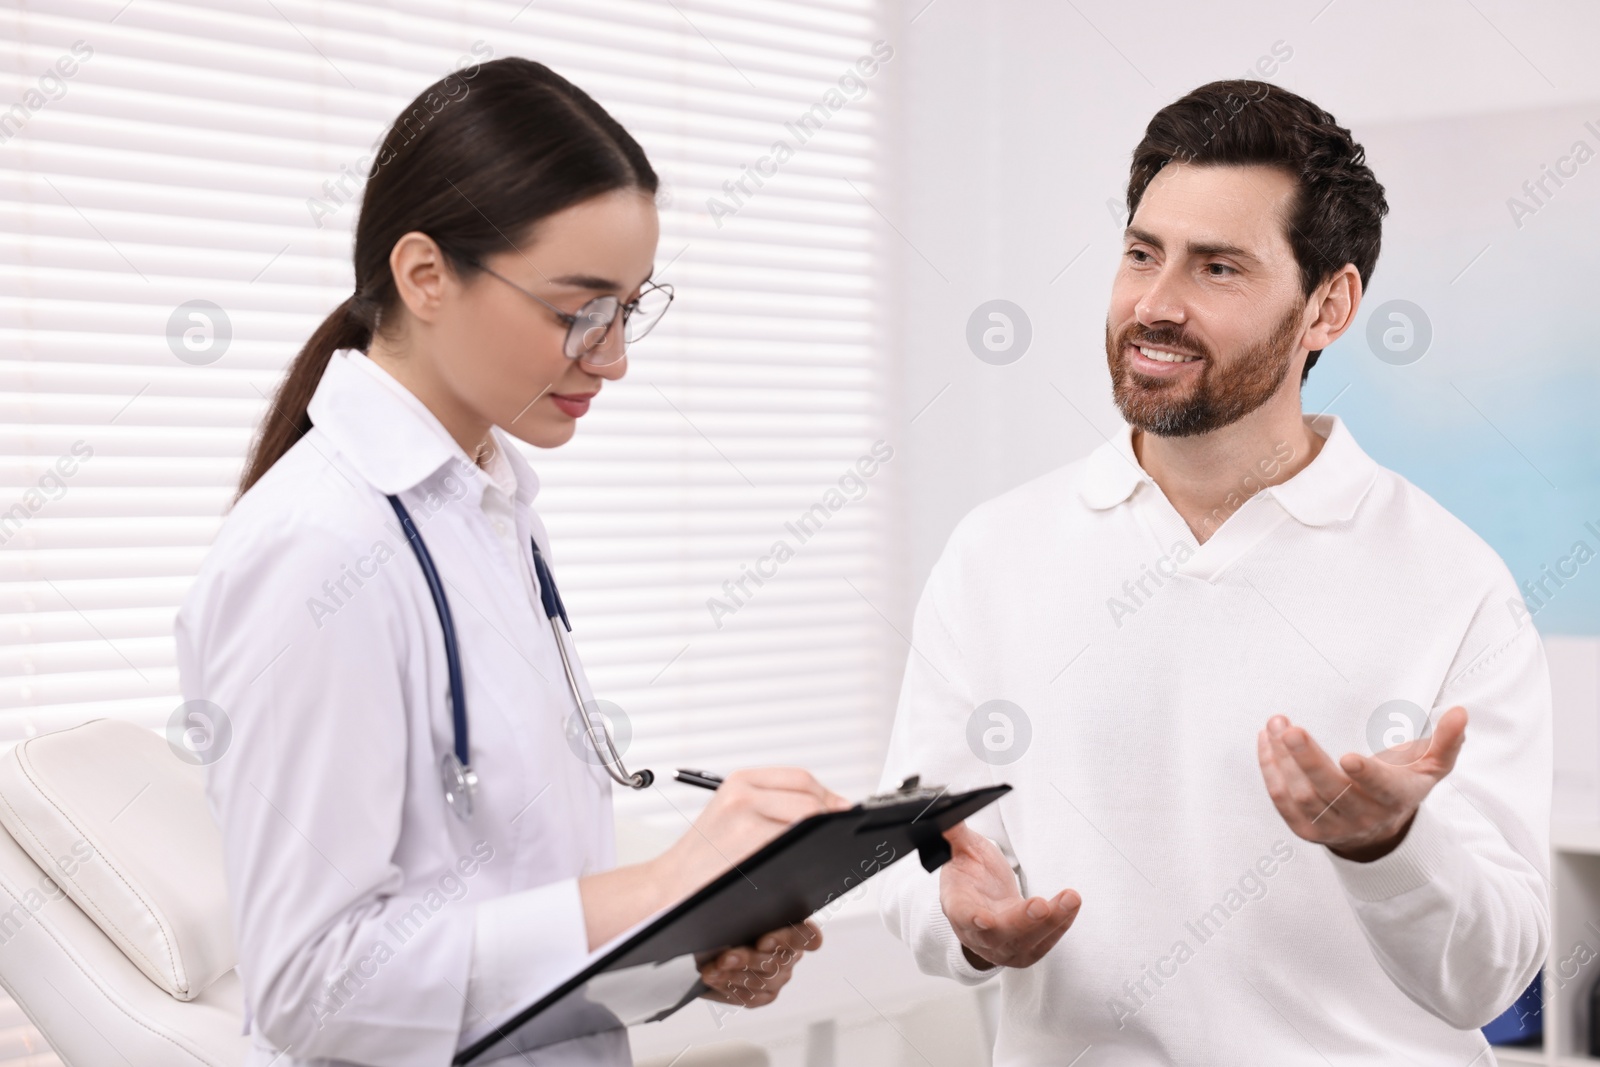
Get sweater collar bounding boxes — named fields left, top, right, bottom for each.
left=1078, top=412, right=1377, bottom=527
left=304, top=348, right=541, bottom=507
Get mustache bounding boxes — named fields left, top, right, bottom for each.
left=1117, top=324, right=1212, bottom=362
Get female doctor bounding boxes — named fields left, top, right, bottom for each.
left=174, top=57, right=849, bottom=1067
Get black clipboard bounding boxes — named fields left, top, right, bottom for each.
left=454, top=776, right=1010, bottom=1064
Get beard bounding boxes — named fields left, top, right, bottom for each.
left=1104, top=299, right=1304, bottom=438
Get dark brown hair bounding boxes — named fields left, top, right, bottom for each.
left=237, top=57, right=658, bottom=499
left=1125, top=79, right=1388, bottom=382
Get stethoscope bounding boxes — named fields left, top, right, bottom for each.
left=386, top=494, right=654, bottom=822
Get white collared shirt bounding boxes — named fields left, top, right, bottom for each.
left=176, top=349, right=637, bottom=1066
left=877, top=413, right=1551, bottom=1064
left=349, top=352, right=538, bottom=606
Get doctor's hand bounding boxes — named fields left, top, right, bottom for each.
left=940, top=822, right=1080, bottom=972
left=694, top=920, right=822, bottom=1008
left=657, top=767, right=852, bottom=901
left=1257, top=707, right=1468, bottom=863
left=581, top=769, right=848, bottom=953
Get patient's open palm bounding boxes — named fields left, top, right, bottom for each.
left=939, top=822, right=1080, bottom=971
left=1257, top=706, right=1468, bottom=861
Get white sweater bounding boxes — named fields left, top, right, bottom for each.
left=877, top=413, right=1550, bottom=1065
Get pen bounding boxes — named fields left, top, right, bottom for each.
left=674, top=768, right=724, bottom=790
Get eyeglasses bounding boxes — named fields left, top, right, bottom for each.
left=476, top=262, right=674, bottom=367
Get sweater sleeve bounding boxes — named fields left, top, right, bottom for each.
left=1326, top=590, right=1552, bottom=1030
left=876, top=537, right=1015, bottom=986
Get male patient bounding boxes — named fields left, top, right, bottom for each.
left=877, top=80, right=1550, bottom=1062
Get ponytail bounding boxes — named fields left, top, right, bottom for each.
left=235, top=293, right=376, bottom=500
left=231, top=56, right=658, bottom=504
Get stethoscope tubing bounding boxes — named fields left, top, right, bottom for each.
left=386, top=492, right=652, bottom=821
left=387, top=494, right=470, bottom=770
left=536, top=572, right=653, bottom=790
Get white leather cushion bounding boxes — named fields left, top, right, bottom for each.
left=0, top=718, right=235, bottom=1001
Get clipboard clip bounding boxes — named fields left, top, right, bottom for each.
left=861, top=775, right=955, bottom=872
left=860, top=774, right=945, bottom=810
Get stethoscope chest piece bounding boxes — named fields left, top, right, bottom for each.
left=441, top=751, right=478, bottom=821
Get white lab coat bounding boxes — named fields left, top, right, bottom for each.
left=175, top=349, right=657, bottom=1066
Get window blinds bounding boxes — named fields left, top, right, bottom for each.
left=0, top=0, right=896, bottom=856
